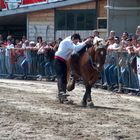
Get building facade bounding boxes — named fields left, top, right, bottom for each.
left=106, top=0, right=140, bottom=36
left=27, top=0, right=107, bottom=42
left=0, top=0, right=107, bottom=41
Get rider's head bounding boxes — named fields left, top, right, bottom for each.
left=71, top=33, right=81, bottom=44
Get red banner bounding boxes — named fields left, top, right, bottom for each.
left=0, top=0, right=46, bottom=9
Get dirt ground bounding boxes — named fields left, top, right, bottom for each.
left=0, top=79, right=140, bottom=140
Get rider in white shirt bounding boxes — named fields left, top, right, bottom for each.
left=54, top=33, right=92, bottom=102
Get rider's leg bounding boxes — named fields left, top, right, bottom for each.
left=54, top=58, right=68, bottom=97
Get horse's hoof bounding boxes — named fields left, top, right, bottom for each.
left=63, top=99, right=74, bottom=105
left=67, top=84, right=75, bottom=91
left=80, top=100, right=87, bottom=107
left=87, top=101, right=94, bottom=108
left=58, top=93, right=70, bottom=104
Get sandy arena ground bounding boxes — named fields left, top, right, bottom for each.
left=0, top=79, right=140, bottom=140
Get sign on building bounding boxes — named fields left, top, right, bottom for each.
left=4, top=0, right=22, bottom=9
left=48, top=0, right=63, bottom=2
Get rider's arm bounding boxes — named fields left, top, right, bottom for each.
left=73, top=38, right=92, bottom=52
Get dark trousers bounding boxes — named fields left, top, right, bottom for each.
left=54, top=58, right=67, bottom=94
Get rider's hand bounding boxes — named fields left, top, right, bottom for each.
left=84, top=37, right=93, bottom=44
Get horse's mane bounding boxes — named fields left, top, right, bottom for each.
left=77, top=43, right=93, bottom=56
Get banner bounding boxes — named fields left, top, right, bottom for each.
left=4, top=0, right=22, bottom=9
left=48, top=0, right=62, bottom=2
left=4, top=0, right=21, bottom=3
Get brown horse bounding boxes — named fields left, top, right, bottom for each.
left=67, top=43, right=106, bottom=107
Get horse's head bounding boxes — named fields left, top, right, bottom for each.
left=94, top=44, right=107, bottom=70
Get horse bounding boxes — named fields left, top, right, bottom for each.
left=67, top=42, right=107, bottom=107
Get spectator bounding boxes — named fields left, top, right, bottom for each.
left=103, top=36, right=119, bottom=90
left=30, top=41, right=38, bottom=75
left=0, top=34, right=3, bottom=47
left=109, top=30, right=116, bottom=38
left=44, top=42, right=56, bottom=81
left=92, top=30, right=103, bottom=45
left=134, top=37, right=140, bottom=55
left=53, top=38, right=63, bottom=52
left=136, top=25, right=140, bottom=37
left=35, top=36, right=43, bottom=48
left=120, top=32, right=129, bottom=50
left=36, top=41, right=47, bottom=79
left=0, top=34, right=4, bottom=76
left=5, top=37, right=15, bottom=79
left=14, top=42, right=24, bottom=75
left=21, top=40, right=36, bottom=79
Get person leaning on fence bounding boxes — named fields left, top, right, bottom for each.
left=0, top=34, right=3, bottom=47
left=109, top=30, right=116, bottom=38
left=102, top=36, right=120, bottom=90
left=53, top=38, right=63, bottom=52
left=14, top=41, right=24, bottom=75
left=125, top=37, right=139, bottom=89
left=0, top=34, right=4, bottom=76
left=35, top=36, right=43, bottom=48
left=44, top=42, right=56, bottom=81
left=119, top=32, right=129, bottom=50
left=54, top=33, right=93, bottom=102
left=36, top=41, right=47, bottom=79
left=21, top=40, right=36, bottom=79
left=30, top=41, right=38, bottom=75
left=35, top=36, right=43, bottom=77
left=136, top=25, right=140, bottom=38
left=5, top=36, right=15, bottom=79
left=21, top=36, right=27, bottom=48
left=134, top=37, right=140, bottom=53
left=92, top=30, right=103, bottom=45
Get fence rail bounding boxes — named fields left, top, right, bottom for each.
left=0, top=47, right=140, bottom=93
left=0, top=47, right=56, bottom=80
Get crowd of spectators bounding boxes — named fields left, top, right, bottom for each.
left=0, top=35, right=62, bottom=80
left=0, top=25, right=140, bottom=95
left=94, top=25, right=140, bottom=95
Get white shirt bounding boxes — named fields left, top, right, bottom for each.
left=35, top=42, right=41, bottom=48
left=93, top=36, right=103, bottom=45
left=55, top=36, right=86, bottom=60
left=108, top=43, right=119, bottom=50
left=5, top=43, right=14, bottom=56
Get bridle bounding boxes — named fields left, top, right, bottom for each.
left=87, top=43, right=106, bottom=73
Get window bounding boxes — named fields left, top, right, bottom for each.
left=55, top=9, right=96, bottom=30
left=97, top=17, right=107, bottom=29
left=76, top=13, right=85, bottom=29
left=56, top=11, right=66, bottom=29
left=67, top=12, right=75, bottom=30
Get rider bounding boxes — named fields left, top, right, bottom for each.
left=54, top=33, right=93, bottom=102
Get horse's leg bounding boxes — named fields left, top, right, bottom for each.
left=81, top=84, right=90, bottom=107
left=81, top=84, right=94, bottom=108
left=81, top=91, right=88, bottom=107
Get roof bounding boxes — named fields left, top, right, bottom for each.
left=0, top=0, right=93, bottom=17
